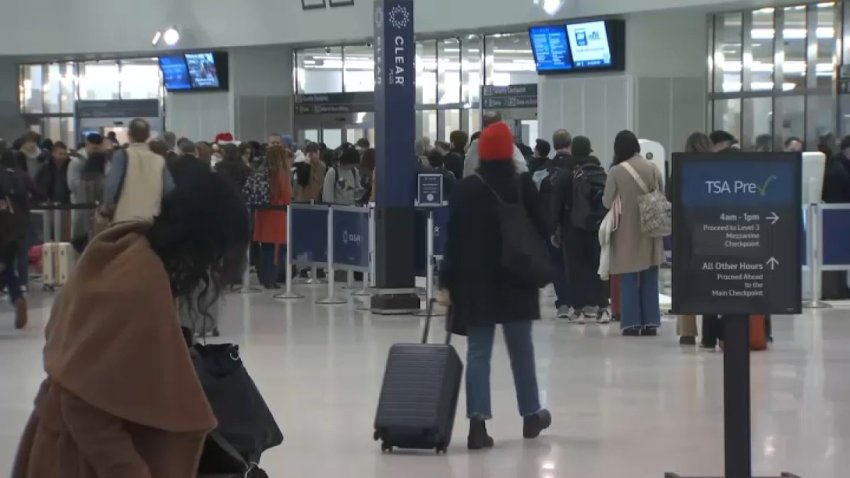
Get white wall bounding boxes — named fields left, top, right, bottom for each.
left=0, top=0, right=753, bottom=57
left=164, top=45, right=295, bottom=142
left=537, top=8, right=707, bottom=165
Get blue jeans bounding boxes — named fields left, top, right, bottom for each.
left=466, top=321, right=542, bottom=419
left=547, top=243, right=570, bottom=308
left=1, top=258, right=21, bottom=304
left=620, top=266, right=661, bottom=330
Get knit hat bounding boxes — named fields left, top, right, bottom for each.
left=478, top=122, right=514, bottom=161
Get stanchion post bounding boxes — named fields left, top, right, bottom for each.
left=352, top=207, right=373, bottom=297
left=317, top=206, right=346, bottom=305
left=804, top=203, right=831, bottom=308
left=275, top=204, right=304, bottom=300
left=415, top=209, right=444, bottom=317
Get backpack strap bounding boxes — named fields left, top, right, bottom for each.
left=620, top=161, right=652, bottom=194
left=473, top=173, right=503, bottom=204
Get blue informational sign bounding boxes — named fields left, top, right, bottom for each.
left=529, top=25, right=572, bottom=72
left=159, top=55, right=191, bottom=91
left=290, top=207, right=328, bottom=264
left=333, top=208, right=370, bottom=269
left=822, top=207, right=850, bottom=267
left=672, top=152, right=802, bottom=315
left=374, top=0, right=416, bottom=208
left=416, top=173, right=443, bottom=207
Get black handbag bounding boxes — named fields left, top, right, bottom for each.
left=475, top=174, right=554, bottom=288
left=192, top=343, right=283, bottom=475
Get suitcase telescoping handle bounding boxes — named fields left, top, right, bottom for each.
left=420, top=299, right=453, bottom=345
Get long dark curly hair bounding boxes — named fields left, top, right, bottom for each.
left=147, top=171, right=249, bottom=323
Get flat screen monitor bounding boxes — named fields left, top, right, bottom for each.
left=185, top=52, right=221, bottom=89
left=530, top=18, right=625, bottom=74
left=159, top=55, right=191, bottom=91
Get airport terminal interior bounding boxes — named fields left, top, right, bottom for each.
left=2, top=0, right=850, bottom=477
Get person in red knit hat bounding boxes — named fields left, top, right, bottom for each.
left=437, top=121, right=552, bottom=450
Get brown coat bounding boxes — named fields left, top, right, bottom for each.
left=294, top=157, right=327, bottom=203
left=602, top=155, right=665, bottom=275
left=12, top=222, right=217, bottom=478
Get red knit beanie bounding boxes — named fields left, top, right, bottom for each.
left=214, top=131, right=234, bottom=143
left=478, top=122, right=514, bottom=161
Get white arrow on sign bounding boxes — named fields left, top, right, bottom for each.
left=767, top=257, right=780, bottom=270
left=767, top=212, right=780, bottom=225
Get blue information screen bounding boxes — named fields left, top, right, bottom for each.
left=530, top=25, right=573, bottom=72
left=566, top=21, right=612, bottom=68
left=185, top=53, right=220, bottom=89
left=159, top=55, right=191, bottom=91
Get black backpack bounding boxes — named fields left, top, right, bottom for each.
left=533, top=166, right=562, bottom=226
left=475, top=174, right=554, bottom=288
left=569, top=163, right=608, bottom=231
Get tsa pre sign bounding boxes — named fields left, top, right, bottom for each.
left=671, top=152, right=802, bottom=315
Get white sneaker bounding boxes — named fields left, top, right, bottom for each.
left=556, top=305, right=572, bottom=319
left=596, top=309, right=612, bottom=324
left=567, top=309, right=585, bottom=324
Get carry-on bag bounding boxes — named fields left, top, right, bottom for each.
left=374, top=299, right=462, bottom=453
left=192, top=343, right=283, bottom=475
left=749, top=314, right=769, bottom=351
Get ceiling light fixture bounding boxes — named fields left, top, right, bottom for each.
left=163, top=26, right=181, bottom=46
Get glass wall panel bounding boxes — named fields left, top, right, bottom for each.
left=343, top=45, right=374, bottom=92
left=79, top=61, right=120, bottom=100
left=438, top=38, right=461, bottom=105
left=782, top=6, right=807, bottom=92
left=749, top=9, right=775, bottom=91
left=714, top=13, right=743, bottom=92
left=807, top=94, right=836, bottom=149
left=484, top=33, right=536, bottom=86
left=297, top=47, right=343, bottom=94
left=714, top=98, right=742, bottom=140
left=417, top=41, right=437, bottom=105
left=20, top=65, right=44, bottom=113
left=466, top=109, right=481, bottom=136
left=462, top=35, right=482, bottom=107
left=416, top=109, right=438, bottom=143
left=775, top=96, right=806, bottom=148
left=742, top=97, right=773, bottom=151
left=120, top=59, right=160, bottom=99
left=814, top=3, right=837, bottom=90
left=439, top=109, right=461, bottom=142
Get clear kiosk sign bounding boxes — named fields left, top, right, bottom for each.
left=671, top=152, right=802, bottom=315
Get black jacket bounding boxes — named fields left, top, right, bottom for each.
left=439, top=162, right=546, bottom=333
left=823, top=154, right=850, bottom=203
left=443, top=148, right=465, bottom=180
left=170, top=154, right=211, bottom=188
left=34, top=159, right=70, bottom=204
left=548, top=155, right=603, bottom=233
left=215, top=159, right=251, bottom=197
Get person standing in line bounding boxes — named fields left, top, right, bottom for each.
left=293, top=142, right=327, bottom=203
left=438, top=122, right=551, bottom=450
left=535, top=129, right=573, bottom=320
left=68, top=134, right=104, bottom=241
left=528, top=139, right=551, bottom=174
left=214, top=143, right=251, bottom=197
left=549, top=135, right=610, bottom=324
left=358, top=148, right=376, bottom=204
left=238, top=142, right=256, bottom=169
left=463, top=112, right=529, bottom=177
left=253, top=145, right=292, bottom=289
left=784, top=137, right=804, bottom=153
left=322, top=144, right=363, bottom=205
left=444, top=130, right=468, bottom=180
left=103, top=119, right=175, bottom=224
left=35, top=142, right=71, bottom=205
left=19, top=132, right=48, bottom=179
left=674, top=132, right=714, bottom=345
left=602, top=130, right=665, bottom=336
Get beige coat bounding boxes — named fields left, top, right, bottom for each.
left=602, top=155, right=665, bottom=275
left=114, top=144, right=166, bottom=223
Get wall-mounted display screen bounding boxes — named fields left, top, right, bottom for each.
left=186, top=52, right=220, bottom=89
left=159, top=52, right=229, bottom=92
left=159, top=55, right=191, bottom=91
left=529, top=19, right=625, bottom=74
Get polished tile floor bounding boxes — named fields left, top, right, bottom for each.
left=1, top=283, right=849, bottom=477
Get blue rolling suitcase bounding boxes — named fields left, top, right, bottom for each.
left=373, top=300, right=462, bottom=453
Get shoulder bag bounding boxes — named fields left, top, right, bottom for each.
left=620, top=161, right=671, bottom=237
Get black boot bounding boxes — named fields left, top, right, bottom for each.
left=523, top=409, right=552, bottom=439
left=467, top=418, right=494, bottom=450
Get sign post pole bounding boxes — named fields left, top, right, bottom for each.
left=666, top=152, right=802, bottom=478
left=317, top=207, right=346, bottom=305
left=275, top=205, right=304, bottom=300
left=803, top=203, right=831, bottom=308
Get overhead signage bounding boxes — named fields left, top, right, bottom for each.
left=671, top=152, right=802, bottom=315
left=76, top=99, right=160, bottom=119
left=294, top=92, right=375, bottom=114
left=481, top=84, right=538, bottom=109
left=416, top=173, right=443, bottom=207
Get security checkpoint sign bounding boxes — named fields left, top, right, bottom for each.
left=671, top=152, right=802, bottom=316
left=416, top=173, right=443, bottom=207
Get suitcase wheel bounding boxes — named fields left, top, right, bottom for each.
left=373, top=430, right=380, bottom=441
left=435, top=445, right=447, bottom=454
left=381, top=442, right=393, bottom=453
